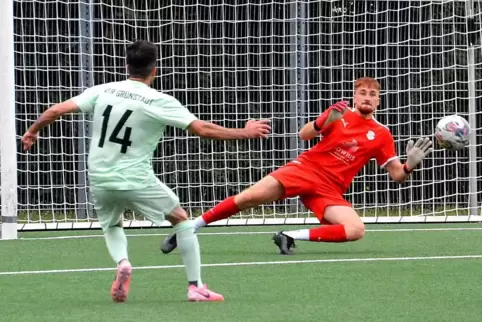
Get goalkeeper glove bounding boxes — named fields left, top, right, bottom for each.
left=314, top=101, right=349, bottom=134
left=404, top=137, right=434, bottom=173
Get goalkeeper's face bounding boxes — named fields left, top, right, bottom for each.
left=353, top=86, right=380, bottom=116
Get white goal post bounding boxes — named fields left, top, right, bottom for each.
left=0, top=0, right=18, bottom=239
left=1, top=1, right=482, bottom=237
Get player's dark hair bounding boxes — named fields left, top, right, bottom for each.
left=126, top=40, right=158, bottom=78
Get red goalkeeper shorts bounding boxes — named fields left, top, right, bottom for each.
left=269, top=161, right=351, bottom=223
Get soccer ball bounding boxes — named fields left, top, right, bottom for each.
left=434, top=115, right=471, bottom=151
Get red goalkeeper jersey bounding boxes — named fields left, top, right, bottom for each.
left=295, top=109, right=398, bottom=194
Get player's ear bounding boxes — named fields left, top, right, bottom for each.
left=150, top=66, right=157, bottom=77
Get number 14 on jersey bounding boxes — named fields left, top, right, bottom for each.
left=98, top=105, right=133, bottom=154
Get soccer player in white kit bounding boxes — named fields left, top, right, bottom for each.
left=21, top=40, right=271, bottom=303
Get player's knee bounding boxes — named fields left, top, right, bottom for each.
left=166, top=206, right=188, bottom=225
left=344, top=222, right=365, bottom=241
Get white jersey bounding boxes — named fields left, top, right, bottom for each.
left=70, top=79, right=197, bottom=190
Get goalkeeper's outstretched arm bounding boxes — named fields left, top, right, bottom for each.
left=385, top=159, right=412, bottom=184
left=299, top=101, right=349, bottom=141
left=385, top=137, right=433, bottom=184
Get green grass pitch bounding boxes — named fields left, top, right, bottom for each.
left=0, top=224, right=481, bottom=322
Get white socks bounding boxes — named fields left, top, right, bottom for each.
left=175, top=220, right=203, bottom=287
left=104, top=226, right=129, bottom=264
left=193, top=216, right=206, bottom=232
left=282, top=229, right=310, bottom=241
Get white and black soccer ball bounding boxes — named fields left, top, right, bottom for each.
left=434, top=115, right=471, bottom=151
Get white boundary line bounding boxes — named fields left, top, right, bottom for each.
left=15, top=226, right=482, bottom=241
left=0, top=254, right=481, bottom=276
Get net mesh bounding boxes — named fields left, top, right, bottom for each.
left=12, top=0, right=482, bottom=228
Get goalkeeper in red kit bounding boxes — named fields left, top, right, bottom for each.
left=161, top=77, right=434, bottom=255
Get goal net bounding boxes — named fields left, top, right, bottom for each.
left=9, top=0, right=482, bottom=231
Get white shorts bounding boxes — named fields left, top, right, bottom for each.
left=91, top=179, right=179, bottom=231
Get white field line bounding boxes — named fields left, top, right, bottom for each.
left=15, top=226, right=482, bottom=241
left=0, top=254, right=481, bottom=276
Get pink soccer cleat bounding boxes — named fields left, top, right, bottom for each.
left=110, top=260, right=132, bottom=303
left=187, top=284, right=224, bottom=302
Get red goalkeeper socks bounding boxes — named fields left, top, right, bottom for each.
left=308, top=225, right=348, bottom=242
left=201, top=196, right=241, bottom=225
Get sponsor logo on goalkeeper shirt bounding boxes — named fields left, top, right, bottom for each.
left=332, top=139, right=358, bottom=163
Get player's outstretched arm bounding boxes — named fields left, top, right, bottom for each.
left=21, top=100, right=81, bottom=151
left=385, top=137, right=433, bottom=184
left=299, top=101, right=349, bottom=141
left=187, top=119, right=271, bottom=140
